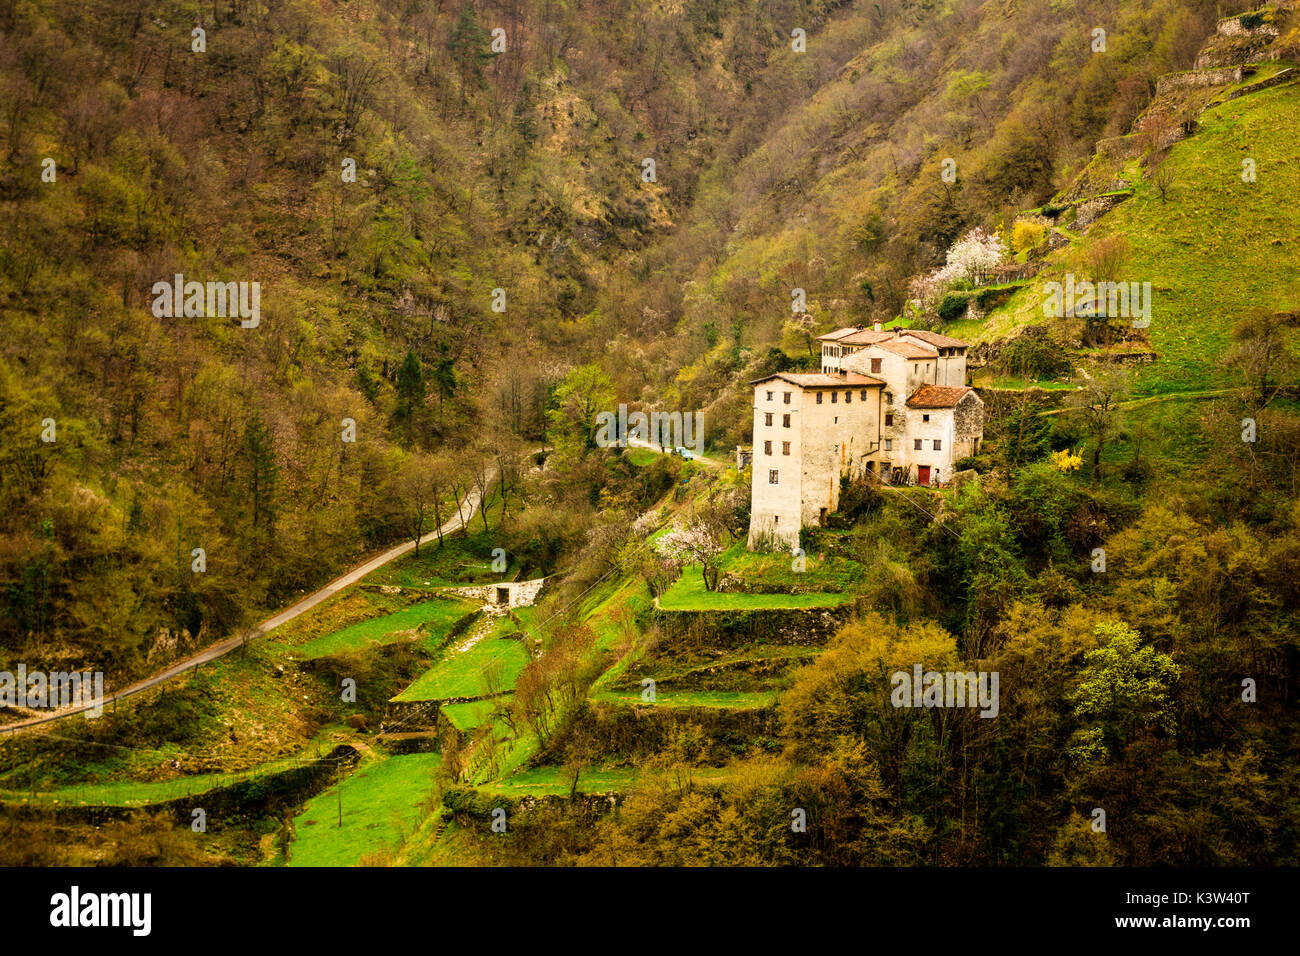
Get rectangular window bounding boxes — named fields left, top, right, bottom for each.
left=784, top=392, right=791, bottom=404
left=831, top=392, right=837, bottom=403
left=923, top=414, right=930, bottom=422
left=885, top=413, right=894, bottom=426
left=769, top=470, right=779, bottom=485
left=934, top=439, right=942, bottom=451
left=871, top=358, right=882, bottom=374
left=884, top=392, right=893, bottom=404
left=816, top=392, right=823, bottom=404
left=914, top=439, right=922, bottom=451
left=885, top=439, right=892, bottom=451
left=783, top=414, right=791, bottom=428
left=766, top=391, right=773, bottom=401
left=765, top=412, right=773, bottom=426
left=764, top=440, right=772, bottom=455
left=845, top=391, right=851, bottom=403
left=860, top=390, right=867, bottom=401
left=782, top=442, right=790, bottom=456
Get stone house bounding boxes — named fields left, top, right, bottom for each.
left=747, top=325, right=984, bottom=548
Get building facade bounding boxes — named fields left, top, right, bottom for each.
left=747, top=326, right=984, bottom=548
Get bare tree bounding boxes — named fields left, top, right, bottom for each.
left=1074, top=365, right=1131, bottom=482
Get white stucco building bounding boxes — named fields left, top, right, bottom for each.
left=747, top=326, right=984, bottom=548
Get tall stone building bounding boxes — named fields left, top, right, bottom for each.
left=747, top=326, right=984, bottom=548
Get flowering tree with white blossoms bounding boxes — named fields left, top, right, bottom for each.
left=907, top=226, right=1008, bottom=308
left=656, top=523, right=726, bottom=591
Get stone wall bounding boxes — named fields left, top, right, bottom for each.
left=1155, top=68, right=1243, bottom=93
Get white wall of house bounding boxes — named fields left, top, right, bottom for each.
left=749, top=383, right=805, bottom=547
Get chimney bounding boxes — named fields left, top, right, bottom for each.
left=893, top=327, right=902, bottom=339
left=873, top=322, right=882, bottom=333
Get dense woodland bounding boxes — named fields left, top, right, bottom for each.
left=2, top=0, right=1299, bottom=867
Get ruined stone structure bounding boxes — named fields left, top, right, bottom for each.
left=747, top=326, right=984, bottom=548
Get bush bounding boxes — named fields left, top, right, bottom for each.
left=828, top=474, right=884, bottom=527
left=937, top=291, right=972, bottom=323
left=953, top=454, right=993, bottom=474
left=998, top=331, right=1071, bottom=379
left=1012, top=220, right=1048, bottom=254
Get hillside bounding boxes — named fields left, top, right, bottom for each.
left=1, top=0, right=1299, bottom=872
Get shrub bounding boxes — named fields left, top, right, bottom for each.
left=997, top=331, right=1072, bottom=379
left=953, top=454, right=993, bottom=474
left=1012, top=220, right=1048, bottom=254
left=937, top=291, right=972, bottom=323
left=829, top=474, right=884, bottom=527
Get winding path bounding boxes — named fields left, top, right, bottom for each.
left=0, top=486, right=489, bottom=735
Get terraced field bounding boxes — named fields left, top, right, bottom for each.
left=291, top=598, right=476, bottom=659
left=287, top=753, right=442, bottom=867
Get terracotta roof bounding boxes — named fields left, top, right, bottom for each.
left=751, top=372, right=885, bottom=388
left=901, top=329, right=968, bottom=348
left=905, top=385, right=977, bottom=408
left=817, top=327, right=866, bottom=342
left=834, top=329, right=894, bottom=346
left=872, top=339, right=939, bottom=359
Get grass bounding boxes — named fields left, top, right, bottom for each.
left=393, top=623, right=529, bottom=702
left=580, top=578, right=652, bottom=650
left=717, top=541, right=864, bottom=593
left=591, top=689, right=778, bottom=709
left=287, top=753, right=441, bottom=867
left=486, top=763, right=745, bottom=796
left=291, top=598, right=475, bottom=659
left=440, top=696, right=511, bottom=732
left=965, top=78, right=1300, bottom=397
left=0, top=726, right=353, bottom=806
left=625, top=447, right=660, bottom=466
left=362, top=527, right=517, bottom=590
left=658, top=566, right=852, bottom=610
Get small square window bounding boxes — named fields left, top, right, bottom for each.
left=765, top=412, right=773, bottom=426
left=783, top=414, right=791, bottom=428
left=764, top=440, right=772, bottom=455
left=934, top=439, right=942, bottom=451
left=923, top=414, right=930, bottom=422
left=914, top=439, right=922, bottom=451
left=784, top=392, right=791, bottom=404
left=782, top=442, right=790, bottom=456
left=769, top=470, right=779, bottom=485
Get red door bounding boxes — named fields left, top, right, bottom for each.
left=917, top=466, right=931, bottom=486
